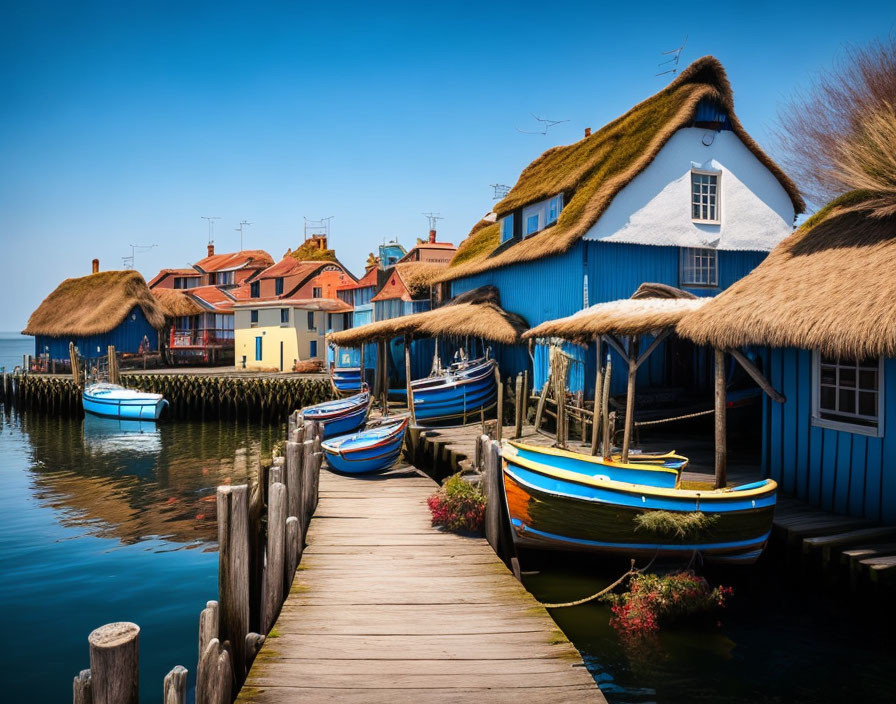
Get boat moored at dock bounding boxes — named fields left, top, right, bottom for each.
left=301, top=391, right=370, bottom=438
left=82, top=383, right=169, bottom=420
left=321, top=417, right=409, bottom=474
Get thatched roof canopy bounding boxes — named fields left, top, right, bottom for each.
left=152, top=288, right=206, bottom=318
left=524, top=284, right=709, bottom=345
left=24, top=270, right=166, bottom=336
left=442, top=56, right=804, bottom=280
left=678, top=192, right=896, bottom=359
left=328, top=286, right=528, bottom=347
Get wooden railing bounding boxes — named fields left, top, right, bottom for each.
left=70, top=413, right=323, bottom=703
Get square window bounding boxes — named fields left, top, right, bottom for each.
left=813, top=353, right=882, bottom=434
left=526, top=214, right=539, bottom=235
left=313, top=286, right=322, bottom=298
left=679, top=247, right=718, bottom=286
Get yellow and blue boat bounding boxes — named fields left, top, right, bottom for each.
left=502, top=442, right=777, bottom=564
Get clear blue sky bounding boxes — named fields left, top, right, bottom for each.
left=1, top=1, right=894, bottom=330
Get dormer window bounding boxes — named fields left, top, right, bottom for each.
left=525, top=213, right=540, bottom=235
left=274, top=277, right=284, bottom=296
left=250, top=282, right=260, bottom=298
left=521, top=194, right=564, bottom=238
left=500, top=214, right=514, bottom=243
left=547, top=195, right=563, bottom=225
left=691, top=170, right=720, bottom=223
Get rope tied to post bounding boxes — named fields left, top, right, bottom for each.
left=537, top=554, right=657, bottom=609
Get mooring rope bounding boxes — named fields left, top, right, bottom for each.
left=633, top=408, right=714, bottom=428
left=537, top=555, right=657, bottom=609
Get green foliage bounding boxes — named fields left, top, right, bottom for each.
left=427, top=473, right=486, bottom=534
left=288, top=240, right=337, bottom=262
left=633, top=510, right=719, bottom=540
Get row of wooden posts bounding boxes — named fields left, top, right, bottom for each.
left=71, top=412, right=324, bottom=703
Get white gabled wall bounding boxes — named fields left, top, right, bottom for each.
left=584, top=127, right=795, bottom=251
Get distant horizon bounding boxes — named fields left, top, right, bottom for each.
left=2, top=1, right=894, bottom=330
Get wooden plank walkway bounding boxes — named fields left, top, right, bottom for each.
left=238, top=462, right=606, bottom=703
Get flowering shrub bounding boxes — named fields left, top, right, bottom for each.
left=427, top=473, right=486, bottom=534
left=603, top=571, right=732, bottom=635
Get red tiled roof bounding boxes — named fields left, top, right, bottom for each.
left=233, top=297, right=353, bottom=313
left=194, top=249, right=274, bottom=273
left=337, top=267, right=378, bottom=290
left=256, top=258, right=325, bottom=280
left=147, top=268, right=201, bottom=288
left=188, top=285, right=237, bottom=311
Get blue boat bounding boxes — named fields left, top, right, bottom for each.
left=82, top=383, right=168, bottom=421
left=388, top=357, right=493, bottom=400
left=502, top=441, right=777, bottom=564
left=330, top=366, right=363, bottom=395
left=302, top=391, right=370, bottom=439
left=411, top=359, right=497, bottom=423
left=321, top=417, right=409, bottom=474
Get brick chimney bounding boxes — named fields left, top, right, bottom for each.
left=92, top=258, right=99, bottom=274
left=429, top=229, right=436, bottom=244
left=207, top=243, right=215, bottom=258
left=584, top=127, right=591, bottom=138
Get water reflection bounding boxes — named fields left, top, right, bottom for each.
left=19, top=411, right=278, bottom=547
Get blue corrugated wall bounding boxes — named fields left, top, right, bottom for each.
left=34, top=306, right=160, bottom=359
left=761, top=347, right=896, bottom=523
left=450, top=241, right=768, bottom=395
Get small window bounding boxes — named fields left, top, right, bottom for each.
left=250, top=310, right=258, bottom=326
left=813, top=353, right=883, bottom=435
left=310, top=340, right=318, bottom=358
left=217, top=271, right=234, bottom=286
left=307, top=311, right=316, bottom=331
left=275, top=277, right=284, bottom=296
left=312, top=286, right=322, bottom=298
left=679, top=247, right=718, bottom=287
left=500, top=214, right=514, bottom=243
left=255, top=336, right=263, bottom=361
left=280, top=308, right=289, bottom=325
left=250, top=282, right=260, bottom=298
left=691, top=171, right=720, bottom=223
left=525, top=213, right=540, bottom=236
left=547, top=195, right=563, bottom=225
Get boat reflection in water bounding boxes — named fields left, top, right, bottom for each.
left=82, top=413, right=163, bottom=461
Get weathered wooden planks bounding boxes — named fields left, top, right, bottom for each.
left=237, top=464, right=605, bottom=703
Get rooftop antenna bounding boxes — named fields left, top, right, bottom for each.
left=235, top=220, right=251, bottom=251
left=516, top=114, right=569, bottom=135
left=490, top=184, right=511, bottom=200
left=422, top=212, right=444, bottom=231
left=201, top=216, right=220, bottom=245
left=304, top=216, right=334, bottom=240
left=122, top=243, right=157, bottom=270
left=656, top=34, right=688, bottom=77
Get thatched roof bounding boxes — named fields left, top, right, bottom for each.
left=327, top=286, right=528, bottom=347
left=396, top=262, right=446, bottom=296
left=524, top=284, right=709, bottom=345
left=678, top=192, right=896, bottom=359
left=24, top=270, right=166, bottom=337
left=152, top=288, right=206, bottom=318
left=441, top=56, right=804, bottom=282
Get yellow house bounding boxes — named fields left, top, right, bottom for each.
left=233, top=298, right=352, bottom=371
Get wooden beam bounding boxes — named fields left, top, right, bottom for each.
left=633, top=329, right=671, bottom=371
left=602, top=333, right=628, bottom=362
left=359, top=343, right=365, bottom=391
left=730, top=348, right=786, bottom=404
left=714, top=348, right=727, bottom=489
left=404, top=335, right=416, bottom=425
left=590, top=340, right=602, bottom=456
left=620, top=337, right=638, bottom=463
left=601, top=355, right=612, bottom=460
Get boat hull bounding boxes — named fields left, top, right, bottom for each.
left=83, top=391, right=168, bottom=420
left=322, top=419, right=408, bottom=474
left=331, top=367, right=362, bottom=394
left=302, top=392, right=370, bottom=439
left=412, top=361, right=497, bottom=423
left=502, top=454, right=776, bottom=564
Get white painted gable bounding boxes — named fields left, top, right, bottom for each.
left=583, top=127, right=795, bottom=251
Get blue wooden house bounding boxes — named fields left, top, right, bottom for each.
left=439, top=56, right=804, bottom=396
left=680, top=194, right=896, bottom=523
left=24, top=268, right=165, bottom=362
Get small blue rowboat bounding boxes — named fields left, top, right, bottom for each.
left=412, top=359, right=497, bottom=423
left=502, top=441, right=777, bottom=564
left=82, top=383, right=168, bottom=421
left=321, top=417, right=409, bottom=474
left=388, top=357, right=493, bottom=399
left=330, top=366, right=363, bottom=395
left=302, top=391, right=370, bottom=439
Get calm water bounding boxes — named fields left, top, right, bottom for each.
left=0, top=331, right=32, bottom=371
left=525, top=555, right=896, bottom=703
left=0, top=404, right=278, bottom=703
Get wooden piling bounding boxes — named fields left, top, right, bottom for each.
left=403, top=335, right=416, bottom=424
left=590, top=343, right=602, bottom=456
left=301, top=438, right=315, bottom=534
left=285, top=440, right=302, bottom=521
left=621, top=337, right=638, bottom=463
left=601, top=357, right=612, bottom=460
left=286, top=516, right=299, bottom=591
left=263, top=482, right=287, bottom=632
left=197, top=638, right=232, bottom=704
left=216, top=485, right=249, bottom=684
left=163, top=665, right=187, bottom=704
left=87, top=622, right=140, bottom=704
left=73, top=670, right=92, bottom=704
left=198, top=600, right=218, bottom=663
left=495, top=370, right=503, bottom=443
left=714, top=348, right=727, bottom=489
left=514, top=373, right=523, bottom=438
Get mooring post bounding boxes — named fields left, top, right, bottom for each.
left=494, top=367, right=503, bottom=442
left=514, top=373, right=523, bottom=438
left=286, top=440, right=301, bottom=521
left=591, top=342, right=603, bottom=456
left=73, top=669, right=92, bottom=704
left=163, top=665, right=187, bottom=704
left=263, top=481, right=287, bottom=632
left=198, top=600, right=218, bottom=663
left=216, top=484, right=249, bottom=686
left=621, top=337, right=639, bottom=463
left=601, top=356, right=612, bottom=460
left=196, top=638, right=231, bottom=704
left=483, top=437, right=501, bottom=557
left=301, top=438, right=315, bottom=534
left=87, top=622, right=140, bottom=704
left=714, top=348, right=728, bottom=489
left=286, top=516, right=299, bottom=591
left=403, top=335, right=416, bottom=425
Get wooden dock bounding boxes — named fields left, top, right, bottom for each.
left=237, top=462, right=606, bottom=703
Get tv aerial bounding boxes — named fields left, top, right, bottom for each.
left=122, top=243, right=157, bottom=270
left=422, top=212, right=444, bottom=231
left=201, top=216, right=220, bottom=245
left=490, top=184, right=511, bottom=200
left=656, top=35, right=688, bottom=77
left=304, top=216, right=334, bottom=240
left=235, top=220, right=252, bottom=251
left=516, top=114, right=570, bottom=135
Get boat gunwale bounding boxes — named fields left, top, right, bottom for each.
left=505, top=440, right=683, bottom=477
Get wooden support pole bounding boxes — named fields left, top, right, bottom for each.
left=215, top=484, right=249, bottom=686
left=482, top=436, right=500, bottom=555
left=196, top=639, right=231, bottom=704
left=380, top=340, right=389, bottom=416
left=359, top=342, right=365, bottom=391
left=285, top=440, right=301, bottom=521
left=621, top=337, right=639, bottom=463
left=514, top=373, right=523, bottom=438
left=87, top=622, right=140, bottom=704
left=495, top=369, right=503, bottom=442
left=404, top=335, right=416, bottom=425
left=285, top=516, right=299, bottom=593
left=601, top=356, right=612, bottom=460
left=73, top=670, right=92, bottom=704
left=730, top=348, right=786, bottom=403
left=301, top=438, right=315, bottom=534
left=263, top=482, right=287, bottom=632
left=70, top=341, right=80, bottom=386
left=714, top=348, right=728, bottom=489
left=163, top=665, right=187, bottom=704
left=198, top=600, right=218, bottom=663
left=590, top=341, right=602, bottom=456
left=521, top=370, right=529, bottom=428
